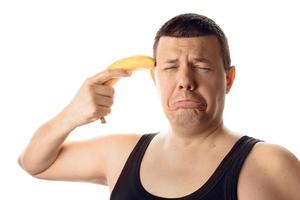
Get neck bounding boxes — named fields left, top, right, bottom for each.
left=164, top=119, right=226, bottom=149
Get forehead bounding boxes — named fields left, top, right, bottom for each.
left=156, top=36, right=222, bottom=60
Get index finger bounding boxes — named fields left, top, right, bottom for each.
left=89, top=69, right=131, bottom=84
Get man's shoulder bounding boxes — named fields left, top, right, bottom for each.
left=94, top=133, right=143, bottom=153
left=102, top=133, right=143, bottom=144
left=238, top=140, right=300, bottom=200
left=250, top=141, right=299, bottom=172
left=95, top=133, right=145, bottom=190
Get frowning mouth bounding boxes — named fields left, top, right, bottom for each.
left=170, top=99, right=207, bottom=110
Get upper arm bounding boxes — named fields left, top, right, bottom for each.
left=33, top=134, right=140, bottom=185
left=265, top=144, right=300, bottom=200
left=239, top=142, right=300, bottom=200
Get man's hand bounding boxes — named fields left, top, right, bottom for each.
left=62, top=69, right=131, bottom=127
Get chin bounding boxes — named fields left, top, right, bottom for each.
left=166, top=108, right=208, bottom=127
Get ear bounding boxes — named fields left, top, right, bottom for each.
left=226, top=66, right=235, bottom=94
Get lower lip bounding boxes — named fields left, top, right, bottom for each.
left=172, top=101, right=206, bottom=109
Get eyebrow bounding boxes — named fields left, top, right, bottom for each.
left=164, top=58, right=179, bottom=64
left=163, top=57, right=212, bottom=64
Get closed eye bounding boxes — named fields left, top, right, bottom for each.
left=193, top=66, right=212, bottom=71
left=163, top=66, right=178, bottom=70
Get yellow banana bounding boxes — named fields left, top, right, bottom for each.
left=104, top=55, right=155, bottom=86
left=100, top=55, right=155, bottom=123
left=107, top=55, right=155, bottom=71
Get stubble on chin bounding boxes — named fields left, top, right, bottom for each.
left=167, top=108, right=207, bottom=127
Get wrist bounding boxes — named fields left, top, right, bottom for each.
left=52, top=109, right=78, bottom=133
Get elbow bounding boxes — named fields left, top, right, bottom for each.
left=18, top=154, right=45, bottom=177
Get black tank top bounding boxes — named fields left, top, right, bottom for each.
left=110, top=133, right=262, bottom=200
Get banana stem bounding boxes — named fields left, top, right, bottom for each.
left=100, top=116, right=106, bottom=123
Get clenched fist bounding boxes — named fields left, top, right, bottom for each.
left=61, top=69, right=131, bottom=127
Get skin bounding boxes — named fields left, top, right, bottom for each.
left=153, top=36, right=232, bottom=136
left=18, top=36, right=300, bottom=200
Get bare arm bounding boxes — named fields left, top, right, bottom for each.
left=18, top=110, right=76, bottom=176
left=18, top=69, right=131, bottom=184
left=265, top=145, right=300, bottom=200
left=239, top=143, right=300, bottom=200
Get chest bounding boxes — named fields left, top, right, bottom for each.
left=139, top=151, right=223, bottom=198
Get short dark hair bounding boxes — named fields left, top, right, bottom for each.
left=153, top=13, right=231, bottom=69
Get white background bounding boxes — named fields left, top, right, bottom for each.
left=1, top=0, right=299, bottom=199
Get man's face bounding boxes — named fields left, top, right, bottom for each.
left=153, top=36, right=234, bottom=128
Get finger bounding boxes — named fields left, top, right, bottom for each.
left=95, top=106, right=111, bottom=117
left=94, top=78, right=120, bottom=87
left=94, top=95, right=113, bottom=107
left=92, top=85, right=114, bottom=97
left=89, top=69, right=131, bottom=84
left=104, top=78, right=119, bottom=86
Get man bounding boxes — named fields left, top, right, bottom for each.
left=19, top=13, right=300, bottom=200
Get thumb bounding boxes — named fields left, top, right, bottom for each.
left=104, top=78, right=119, bottom=86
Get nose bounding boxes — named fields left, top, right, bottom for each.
left=177, top=66, right=197, bottom=91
